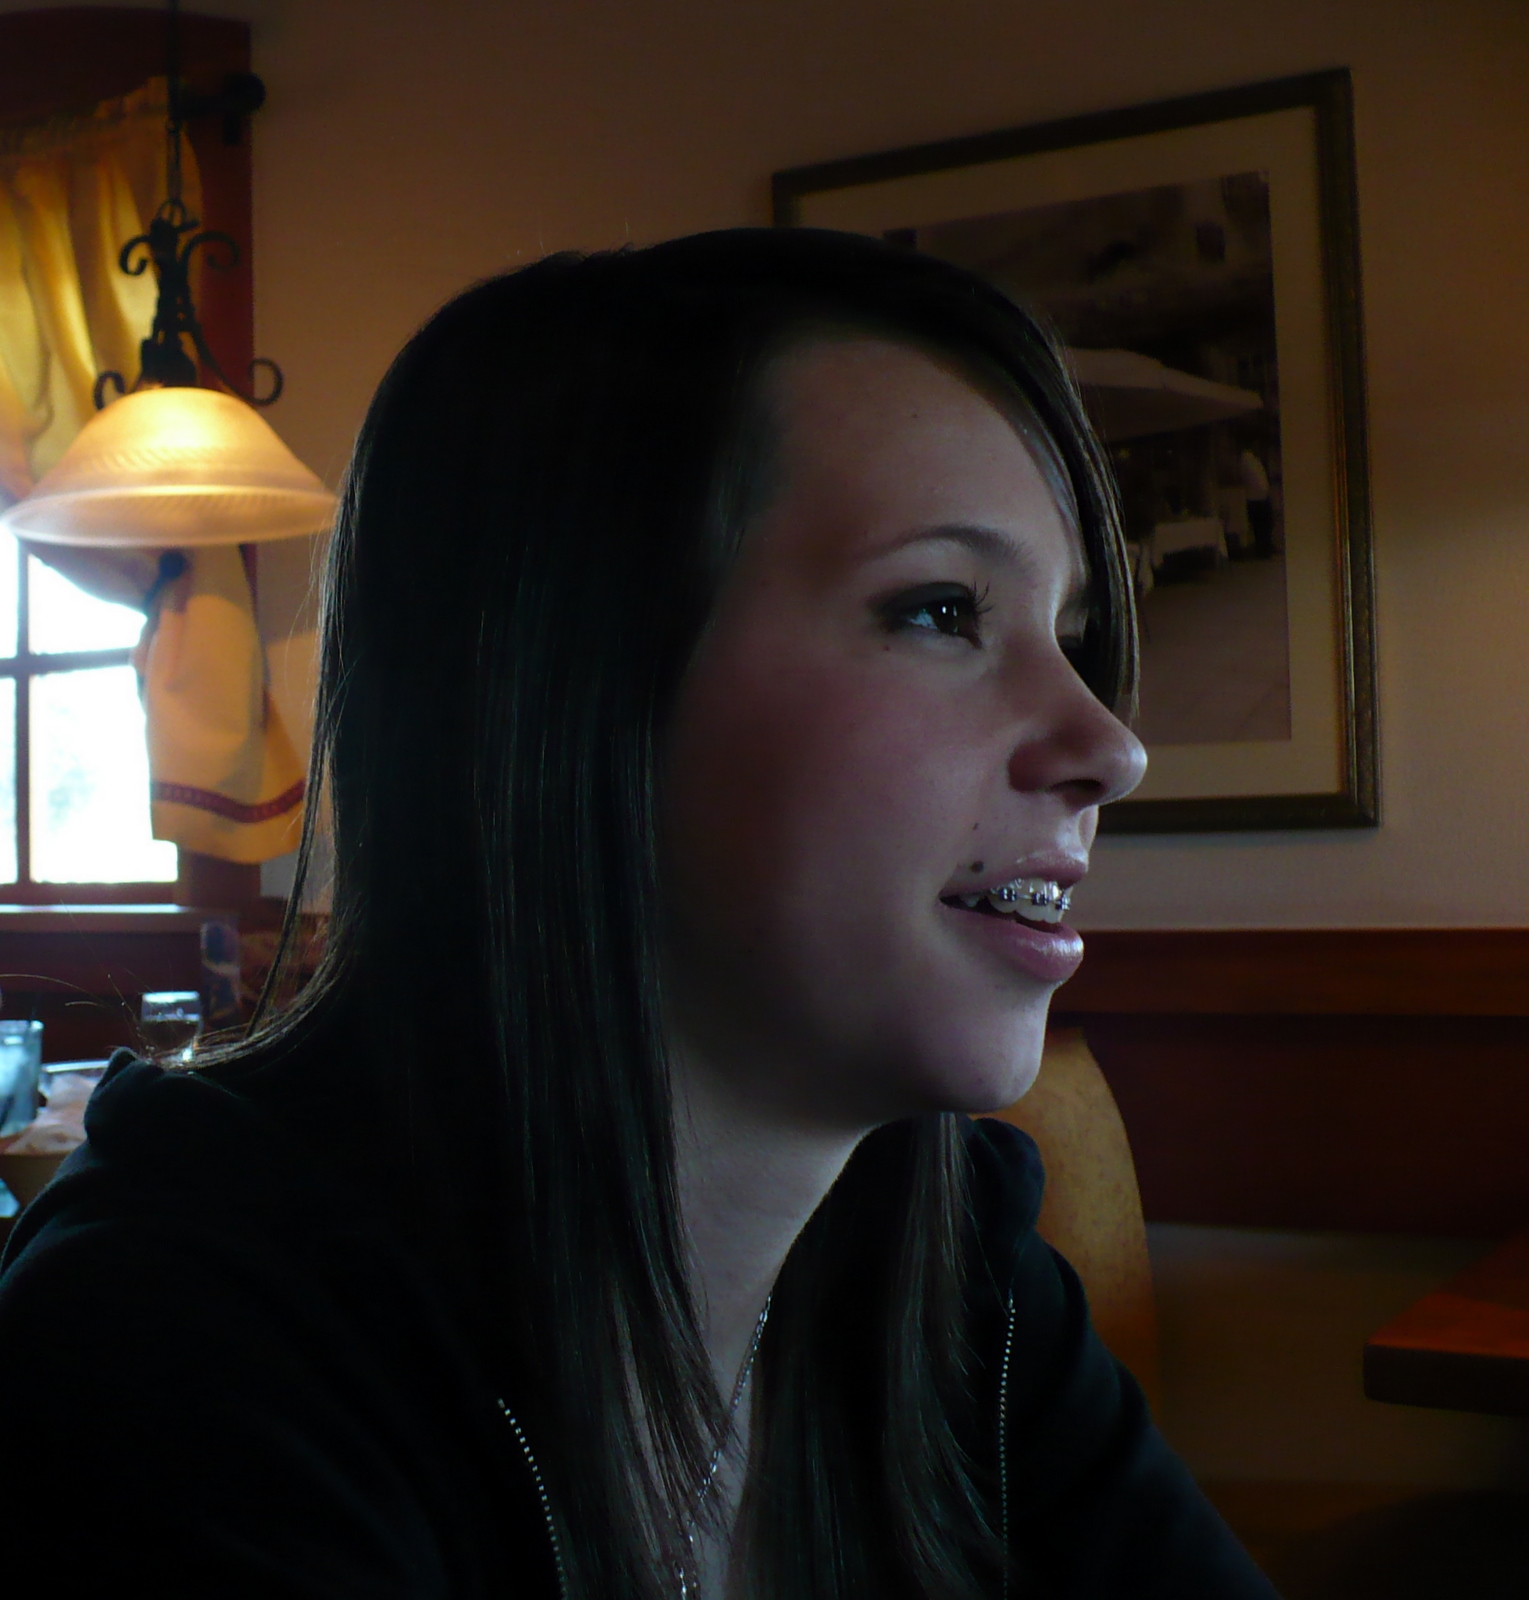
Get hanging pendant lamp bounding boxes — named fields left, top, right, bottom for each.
left=0, top=0, right=333, bottom=550
left=3, top=387, right=334, bottom=547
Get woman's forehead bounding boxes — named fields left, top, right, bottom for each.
left=755, top=335, right=1086, bottom=585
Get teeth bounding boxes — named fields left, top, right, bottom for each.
left=982, top=877, right=1070, bottom=924
left=959, top=894, right=982, bottom=908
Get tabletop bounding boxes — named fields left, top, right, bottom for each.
left=0, top=1065, right=98, bottom=1229
left=1364, top=1227, right=1529, bottom=1416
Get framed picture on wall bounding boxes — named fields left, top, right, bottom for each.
left=774, top=69, right=1377, bottom=832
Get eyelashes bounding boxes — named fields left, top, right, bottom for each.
left=878, top=582, right=993, bottom=647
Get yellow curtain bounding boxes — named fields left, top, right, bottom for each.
left=0, top=81, right=172, bottom=499
left=0, top=81, right=304, bottom=865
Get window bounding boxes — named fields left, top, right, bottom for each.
left=0, top=535, right=176, bottom=898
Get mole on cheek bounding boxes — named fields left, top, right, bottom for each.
left=969, top=860, right=984, bottom=873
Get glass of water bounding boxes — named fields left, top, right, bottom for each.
left=140, top=991, right=203, bottom=1066
left=0, top=1019, right=44, bottom=1138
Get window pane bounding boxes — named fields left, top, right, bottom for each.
left=31, top=665, right=177, bottom=883
left=28, top=556, right=145, bottom=654
left=0, top=679, right=14, bottom=884
left=0, top=529, right=18, bottom=659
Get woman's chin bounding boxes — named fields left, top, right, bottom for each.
left=944, top=1058, right=1044, bottom=1116
left=886, top=1013, right=1050, bottom=1118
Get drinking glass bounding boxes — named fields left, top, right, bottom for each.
left=0, top=1019, right=44, bottom=1138
left=140, top=991, right=203, bottom=1065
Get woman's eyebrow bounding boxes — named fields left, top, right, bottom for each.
left=872, top=522, right=1021, bottom=566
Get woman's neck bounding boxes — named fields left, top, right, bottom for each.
left=668, top=1030, right=870, bottom=1597
left=670, top=1042, right=864, bottom=1403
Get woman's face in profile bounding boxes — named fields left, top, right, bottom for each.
left=662, top=337, right=1146, bottom=1130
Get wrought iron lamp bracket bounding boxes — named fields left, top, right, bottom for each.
left=91, top=90, right=283, bottom=412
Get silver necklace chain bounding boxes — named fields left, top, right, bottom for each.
left=497, top=1292, right=773, bottom=1600
left=676, top=1292, right=773, bottom=1600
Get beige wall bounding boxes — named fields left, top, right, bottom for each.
left=9, top=0, right=1529, bottom=926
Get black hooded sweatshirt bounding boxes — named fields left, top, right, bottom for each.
left=0, top=1053, right=1277, bottom=1598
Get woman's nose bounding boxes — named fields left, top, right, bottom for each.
left=1006, top=668, right=1147, bottom=811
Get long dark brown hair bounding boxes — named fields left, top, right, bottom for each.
left=204, top=228, right=1135, bottom=1598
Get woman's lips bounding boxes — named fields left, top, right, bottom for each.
left=940, top=897, right=1084, bottom=985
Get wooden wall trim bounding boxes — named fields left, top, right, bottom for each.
left=0, top=906, right=208, bottom=932
left=0, top=10, right=249, bottom=127
left=1085, top=1013, right=1529, bottom=1237
left=1047, top=930, right=1529, bottom=1235
left=1056, top=929, right=1529, bottom=1017
left=0, top=921, right=207, bottom=1062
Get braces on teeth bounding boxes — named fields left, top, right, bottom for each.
left=953, top=878, right=1071, bottom=925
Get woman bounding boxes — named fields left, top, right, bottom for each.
left=0, top=229, right=1276, bottom=1598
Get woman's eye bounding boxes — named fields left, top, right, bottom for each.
left=882, top=585, right=989, bottom=646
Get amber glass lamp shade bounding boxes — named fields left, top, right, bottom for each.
left=0, top=386, right=335, bottom=547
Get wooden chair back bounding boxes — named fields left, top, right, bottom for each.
left=988, top=1026, right=1161, bottom=1411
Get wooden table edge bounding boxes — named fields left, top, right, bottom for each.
left=1364, top=1226, right=1529, bottom=1416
